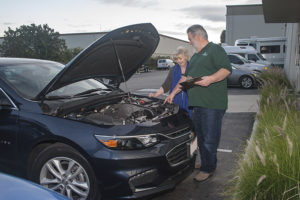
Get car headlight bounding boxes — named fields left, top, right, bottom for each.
left=95, top=134, right=160, bottom=150
left=264, top=66, right=268, bottom=70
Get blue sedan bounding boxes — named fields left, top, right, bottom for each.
left=0, top=173, right=69, bottom=200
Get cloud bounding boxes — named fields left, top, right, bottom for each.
left=92, top=0, right=158, bottom=8
left=3, top=22, right=13, bottom=26
left=177, top=5, right=226, bottom=22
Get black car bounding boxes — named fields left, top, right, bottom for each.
left=0, top=23, right=196, bottom=200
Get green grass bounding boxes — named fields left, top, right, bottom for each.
left=227, top=67, right=300, bottom=200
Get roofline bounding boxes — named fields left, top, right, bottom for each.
left=1, top=31, right=189, bottom=43
left=226, top=4, right=262, bottom=7
left=158, top=33, right=189, bottom=43
left=59, top=31, right=108, bottom=36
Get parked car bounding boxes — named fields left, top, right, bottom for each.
left=228, top=54, right=268, bottom=72
left=0, top=23, right=196, bottom=200
left=227, top=66, right=258, bottom=89
left=0, top=172, right=69, bottom=200
left=222, top=45, right=272, bottom=66
left=157, top=59, right=175, bottom=70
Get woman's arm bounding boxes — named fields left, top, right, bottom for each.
left=164, top=76, right=186, bottom=104
left=149, top=87, right=165, bottom=98
left=149, top=68, right=173, bottom=98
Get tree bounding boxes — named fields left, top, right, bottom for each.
left=60, top=47, right=83, bottom=64
left=0, top=24, right=68, bottom=62
left=220, top=30, right=226, bottom=44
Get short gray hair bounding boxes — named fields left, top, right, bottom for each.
left=173, top=46, right=189, bottom=60
left=187, top=25, right=208, bottom=40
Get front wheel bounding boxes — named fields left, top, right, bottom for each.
left=28, top=143, right=101, bottom=200
left=239, top=76, right=253, bottom=89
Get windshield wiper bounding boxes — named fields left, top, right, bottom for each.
left=73, top=88, right=111, bottom=97
left=45, top=95, right=73, bottom=100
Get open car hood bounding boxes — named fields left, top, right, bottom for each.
left=37, top=23, right=159, bottom=99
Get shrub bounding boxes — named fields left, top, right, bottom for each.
left=227, top=67, right=300, bottom=200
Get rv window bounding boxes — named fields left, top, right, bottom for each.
left=260, top=45, right=280, bottom=54
left=248, top=54, right=258, bottom=62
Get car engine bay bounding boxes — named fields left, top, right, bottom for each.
left=43, top=94, right=179, bottom=125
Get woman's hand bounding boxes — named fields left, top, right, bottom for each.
left=164, top=93, right=175, bottom=104
left=148, top=93, right=156, bottom=98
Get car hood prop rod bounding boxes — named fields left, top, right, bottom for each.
left=111, top=39, right=132, bottom=104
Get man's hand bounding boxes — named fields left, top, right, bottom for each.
left=164, top=93, right=175, bottom=104
left=194, top=76, right=214, bottom=87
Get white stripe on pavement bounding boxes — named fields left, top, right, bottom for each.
left=217, top=149, right=232, bottom=153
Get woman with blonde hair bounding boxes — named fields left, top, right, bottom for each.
left=149, top=46, right=192, bottom=117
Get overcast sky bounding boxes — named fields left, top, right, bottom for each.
left=1, top=0, right=261, bottom=43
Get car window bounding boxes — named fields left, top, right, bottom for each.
left=47, top=79, right=109, bottom=97
left=257, top=53, right=266, bottom=60
left=0, top=89, right=13, bottom=108
left=158, top=60, right=166, bottom=63
left=228, top=55, right=244, bottom=65
left=248, top=54, right=258, bottom=61
left=0, top=62, right=63, bottom=99
left=237, top=53, right=246, bottom=58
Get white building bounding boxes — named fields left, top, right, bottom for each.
left=226, top=4, right=286, bottom=45
left=58, top=32, right=195, bottom=58
left=0, top=32, right=195, bottom=58
left=262, top=0, right=300, bottom=92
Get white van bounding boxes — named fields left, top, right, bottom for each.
left=235, top=37, right=286, bottom=67
left=222, top=45, right=271, bottom=67
left=157, top=59, right=175, bottom=70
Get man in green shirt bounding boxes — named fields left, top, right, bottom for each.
left=165, top=25, right=232, bottom=182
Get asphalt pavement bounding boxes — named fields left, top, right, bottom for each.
left=121, top=70, right=258, bottom=200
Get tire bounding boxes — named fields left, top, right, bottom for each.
left=239, top=76, right=253, bottom=89
left=28, top=143, right=101, bottom=200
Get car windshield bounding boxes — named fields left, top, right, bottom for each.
left=0, top=62, right=63, bottom=99
left=0, top=61, right=111, bottom=100
left=235, top=54, right=251, bottom=63
left=257, top=53, right=267, bottom=60
left=47, top=78, right=109, bottom=98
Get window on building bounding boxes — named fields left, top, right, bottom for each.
left=260, top=45, right=280, bottom=54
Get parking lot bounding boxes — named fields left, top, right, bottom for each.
left=121, top=70, right=257, bottom=199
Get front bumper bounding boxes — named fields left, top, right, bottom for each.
left=92, top=128, right=197, bottom=199
left=121, top=155, right=195, bottom=199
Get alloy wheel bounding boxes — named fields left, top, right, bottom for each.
left=240, top=76, right=253, bottom=89
left=39, top=157, right=90, bottom=200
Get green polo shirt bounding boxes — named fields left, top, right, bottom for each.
left=185, top=42, right=232, bottom=110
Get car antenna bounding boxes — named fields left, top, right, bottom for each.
left=111, top=39, right=132, bottom=104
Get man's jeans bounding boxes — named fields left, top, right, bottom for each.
left=193, top=107, right=225, bottom=173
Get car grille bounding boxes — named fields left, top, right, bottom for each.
left=166, top=142, right=189, bottom=167
left=162, top=126, right=191, bottom=139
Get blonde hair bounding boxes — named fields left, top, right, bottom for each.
left=173, top=46, right=189, bottom=60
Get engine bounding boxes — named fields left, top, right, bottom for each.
left=63, top=95, right=179, bottom=125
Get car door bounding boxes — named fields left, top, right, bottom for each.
left=0, top=88, right=19, bottom=165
